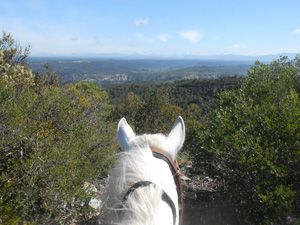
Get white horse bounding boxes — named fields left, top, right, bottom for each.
left=103, top=116, right=185, bottom=225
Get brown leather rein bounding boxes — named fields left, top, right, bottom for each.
left=150, top=146, right=184, bottom=225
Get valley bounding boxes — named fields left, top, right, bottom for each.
left=28, top=57, right=251, bottom=84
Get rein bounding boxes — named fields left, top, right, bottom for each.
left=122, top=146, right=184, bottom=225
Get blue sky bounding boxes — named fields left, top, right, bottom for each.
left=1, top=0, right=300, bottom=56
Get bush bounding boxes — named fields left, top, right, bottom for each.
left=190, top=56, right=300, bottom=224
left=0, top=32, right=118, bottom=224
left=111, top=89, right=182, bottom=134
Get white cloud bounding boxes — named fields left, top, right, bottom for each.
left=230, top=44, right=248, bottom=49
left=179, top=30, right=203, bottom=43
left=156, top=34, right=170, bottom=42
left=293, top=29, right=300, bottom=34
left=132, top=18, right=149, bottom=27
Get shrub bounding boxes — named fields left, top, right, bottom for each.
left=190, top=56, right=300, bottom=224
left=111, top=89, right=182, bottom=134
left=0, top=32, right=118, bottom=224
left=0, top=82, right=117, bottom=224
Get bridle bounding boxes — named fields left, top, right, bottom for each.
left=122, top=146, right=184, bottom=225
left=151, top=146, right=184, bottom=225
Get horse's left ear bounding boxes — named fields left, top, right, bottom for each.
left=117, top=118, right=135, bottom=151
left=166, top=116, right=185, bottom=160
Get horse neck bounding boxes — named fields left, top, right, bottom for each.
left=104, top=145, right=178, bottom=225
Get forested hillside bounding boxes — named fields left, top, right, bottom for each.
left=106, top=77, right=240, bottom=112
left=29, top=57, right=250, bottom=83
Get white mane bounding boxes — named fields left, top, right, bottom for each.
left=103, top=117, right=185, bottom=225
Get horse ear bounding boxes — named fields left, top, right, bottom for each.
left=117, top=118, right=135, bottom=151
left=166, top=116, right=185, bottom=159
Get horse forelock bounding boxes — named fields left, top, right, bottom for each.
left=130, top=133, right=168, bottom=150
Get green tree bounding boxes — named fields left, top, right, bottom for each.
left=182, top=103, right=203, bottom=155
left=191, top=56, right=300, bottom=224
left=111, top=91, right=146, bottom=127
left=111, top=89, right=182, bottom=135
left=0, top=31, right=33, bottom=92
left=135, top=88, right=182, bottom=134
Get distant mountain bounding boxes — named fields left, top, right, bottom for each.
left=28, top=53, right=298, bottom=83
left=31, top=53, right=298, bottom=62
left=181, top=53, right=298, bottom=62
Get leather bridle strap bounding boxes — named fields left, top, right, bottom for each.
left=150, top=146, right=184, bottom=225
left=122, top=181, right=176, bottom=225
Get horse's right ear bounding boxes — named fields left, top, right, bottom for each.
left=117, top=118, right=135, bottom=151
left=166, top=116, right=185, bottom=160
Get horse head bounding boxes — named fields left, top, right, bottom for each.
left=104, top=116, right=185, bottom=225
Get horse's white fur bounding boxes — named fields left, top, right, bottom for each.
left=103, top=117, right=185, bottom=225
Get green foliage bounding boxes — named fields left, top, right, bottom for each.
left=1, top=85, right=116, bottom=223
left=182, top=104, right=203, bottom=155
left=107, top=77, right=240, bottom=110
left=191, top=56, right=300, bottom=224
left=0, top=31, right=34, bottom=92
left=137, top=88, right=183, bottom=134
left=0, top=32, right=117, bottom=224
left=111, top=89, right=182, bottom=134
left=110, top=92, right=146, bottom=127
left=108, top=78, right=240, bottom=158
